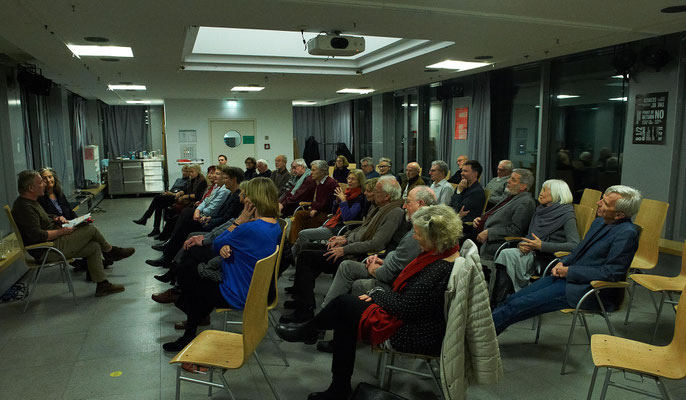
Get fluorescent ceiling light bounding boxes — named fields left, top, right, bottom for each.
left=609, top=97, right=628, bottom=101
left=67, top=45, right=133, bottom=57
left=611, top=74, right=629, bottom=79
left=401, top=103, right=418, bottom=107
left=337, top=88, right=375, bottom=94
left=557, top=94, right=580, bottom=99
left=426, top=60, right=491, bottom=71
left=231, top=86, right=265, bottom=92
left=227, top=100, right=238, bottom=108
left=108, top=84, right=146, bottom=90
left=292, top=101, right=317, bottom=106
left=126, top=100, right=151, bottom=104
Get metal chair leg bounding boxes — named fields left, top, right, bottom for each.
left=175, top=364, right=181, bottom=400
left=580, top=313, right=592, bottom=343
left=534, top=314, right=542, bottom=344
left=63, top=263, right=77, bottom=306
left=427, top=359, right=445, bottom=400
left=624, top=280, right=637, bottom=325
left=217, top=370, right=237, bottom=400
left=561, top=309, right=580, bottom=375
left=655, top=376, right=672, bottom=400
left=650, top=292, right=667, bottom=344
left=599, top=368, right=612, bottom=400
left=23, top=267, right=43, bottom=313
left=387, top=352, right=396, bottom=389
left=254, top=350, right=281, bottom=400
left=587, top=366, right=599, bottom=400
left=266, top=311, right=289, bottom=367
left=208, top=367, right=214, bottom=396
left=378, top=351, right=389, bottom=388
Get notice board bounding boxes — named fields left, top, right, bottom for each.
left=633, top=92, right=667, bottom=144
left=454, top=107, right=468, bottom=140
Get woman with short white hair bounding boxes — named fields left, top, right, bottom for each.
left=491, top=179, right=580, bottom=307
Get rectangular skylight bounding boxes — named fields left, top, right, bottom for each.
left=426, top=60, right=491, bottom=71
left=337, top=88, right=375, bottom=94
left=608, top=97, right=628, bottom=101
left=292, top=101, right=317, bottom=106
left=557, top=94, right=580, bottom=99
left=231, top=86, right=265, bottom=92
left=108, top=84, right=146, bottom=90
left=67, top=45, right=133, bottom=57
left=126, top=100, right=151, bottom=104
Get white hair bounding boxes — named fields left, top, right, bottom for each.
left=542, top=179, right=573, bottom=204
left=256, top=159, right=268, bottom=166
left=377, top=175, right=401, bottom=201
left=606, top=185, right=642, bottom=218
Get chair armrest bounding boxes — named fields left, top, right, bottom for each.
left=25, top=242, right=55, bottom=250
left=367, top=250, right=386, bottom=256
left=554, top=251, right=571, bottom=258
left=298, top=202, right=312, bottom=207
left=590, top=281, right=630, bottom=289
left=344, top=220, right=363, bottom=226
left=504, top=236, right=524, bottom=242
left=464, top=222, right=473, bottom=226
left=541, top=258, right=561, bottom=277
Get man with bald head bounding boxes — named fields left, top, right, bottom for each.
left=399, top=162, right=424, bottom=199
left=448, top=154, right=469, bottom=184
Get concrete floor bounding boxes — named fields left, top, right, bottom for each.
left=0, top=196, right=683, bottom=400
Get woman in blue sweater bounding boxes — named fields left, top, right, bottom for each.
left=163, top=177, right=281, bottom=352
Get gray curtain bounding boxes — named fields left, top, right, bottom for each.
left=469, top=73, right=492, bottom=183
left=293, top=101, right=353, bottom=163
left=100, top=104, right=149, bottom=158
left=439, top=98, right=453, bottom=163
left=70, top=95, right=88, bottom=188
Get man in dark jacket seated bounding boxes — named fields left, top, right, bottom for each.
left=280, top=159, right=315, bottom=217
left=449, top=159, right=486, bottom=226
left=491, top=185, right=642, bottom=335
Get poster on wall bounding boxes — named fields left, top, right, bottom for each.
left=178, top=129, right=197, bottom=143
left=632, top=92, right=667, bottom=144
left=454, top=107, right=468, bottom=140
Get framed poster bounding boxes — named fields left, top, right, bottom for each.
left=633, top=92, right=667, bottom=144
left=454, top=107, right=468, bottom=140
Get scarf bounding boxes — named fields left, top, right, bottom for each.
left=325, top=187, right=362, bottom=228
left=359, top=199, right=404, bottom=242
left=290, top=169, right=311, bottom=195
left=358, top=244, right=461, bottom=345
left=527, top=202, right=575, bottom=242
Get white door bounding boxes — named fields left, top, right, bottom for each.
left=209, top=119, right=256, bottom=168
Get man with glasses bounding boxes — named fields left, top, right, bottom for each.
left=360, top=157, right=379, bottom=180
left=429, top=160, right=453, bottom=205
left=485, top=160, right=513, bottom=207
left=377, top=157, right=394, bottom=178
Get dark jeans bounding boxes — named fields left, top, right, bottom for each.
left=175, top=262, right=231, bottom=339
left=141, top=194, right=175, bottom=230
left=293, top=243, right=345, bottom=310
left=163, top=207, right=204, bottom=257
left=491, top=275, right=571, bottom=335
left=311, top=294, right=372, bottom=384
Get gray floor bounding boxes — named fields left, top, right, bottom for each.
left=0, top=197, right=683, bottom=400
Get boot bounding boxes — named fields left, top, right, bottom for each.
left=490, top=266, right=514, bottom=309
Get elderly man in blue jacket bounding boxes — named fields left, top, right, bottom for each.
left=492, top=185, right=642, bottom=335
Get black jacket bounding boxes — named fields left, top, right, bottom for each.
left=37, top=192, right=77, bottom=220
left=449, top=181, right=485, bottom=223
left=204, top=189, right=242, bottom=230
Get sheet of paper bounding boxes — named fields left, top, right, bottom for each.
left=62, top=213, right=91, bottom=228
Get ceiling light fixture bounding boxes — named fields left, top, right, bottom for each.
left=556, top=94, right=580, bottom=99
left=126, top=100, right=151, bottom=104
left=292, top=101, right=317, bottom=106
left=67, top=44, right=133, bottom=57
left=227, top=100, right=238, bottom=108
left=608, top=97, right=628, bottom=101
left=426, top=60, right=491, bottom=71
left=336, top=88, right=375, bottom=94
left=611, top=74, right=629, bottom=79
left=108, top=84, right=146, bottom=90
left=230, top=86, right=265, bottom=92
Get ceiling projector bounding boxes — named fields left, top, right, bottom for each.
left=307, top=34, right=365, bottom=56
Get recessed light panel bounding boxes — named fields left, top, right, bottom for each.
left=126, top=100, right=151, bottom=104
left=426, top=60, right=491, bottom=71
left=231, top=86, right=265, bottom=92
left=67, top=45, right=133, bottom=57
left=292, top=101, right=317, bottom=106
left=108, top=84, right=146, bottom=90
left=337, top=88, right=375, bottom=94
left=608, top=97, right=628, bottom=101
left=556, top=94, right=580, bottom=99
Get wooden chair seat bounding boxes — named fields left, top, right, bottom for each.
left=630, top=274, right=686, bottom=293
left=171, top=330, right=245, bottom=370
left=590, top=334, right=685, bottom=380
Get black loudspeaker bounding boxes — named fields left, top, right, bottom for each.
left=611, top=48, right=637, bottom=78
left=17, top=66, right=52, bottom=96
left=640, top=45, right=671, bottom=72
left=436, top=84, right=465, bottom=101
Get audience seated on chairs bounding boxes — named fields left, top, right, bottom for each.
left=377, top=157, right=394, bottom=179
left=280, top=158, right=315, bottom=217
left=428, top=160, right=453, bottom=205
left=276, top=205, right=462, bottom=400
left=281, top=176, right=407, bottom=323
left=132, top=164, right=202, bottom=236
left=360, top=157, right=380, bottom=180
left=473, top=168, right=536, bottom=267
left=449, top=159, right=486, bottom=226
left=145, top=166, right=243, bottom=267
left=290, top=169, right=367, bottom=262
left=485, top=160, right=513, bottom=207
left=398, top=162, right=424, bottom=199
left=491, top=185, right=641, bottom=335
left=491, top=179, right=580, bottom=308
left=270, top=154, right=291, bottom=197
left=332, top=155, right=350, bottom=184
left=12, top=170, right=134, bottom=297
left=244, top=156, right=257, bottom=180
left=255, top=158, right=272, bottom=178
left=161, top=177, right=281, bottom=352
left=447, top=154, right=469, bottom=184
left=288, top=160, right=340, bottom=244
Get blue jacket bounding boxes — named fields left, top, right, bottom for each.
left=560, top=217, right=639, bottom=309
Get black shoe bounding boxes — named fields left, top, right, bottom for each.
left=162, top=336, right=192, bottom=352
left=147, top=228, right=161, bottom=237
left=307, top=384, right=352, bottom=400
left=316, top=340, right=334, bottom=354
left=151, top=242, right=168, bottom=251
left=283, top=300, right=297, bottom=309
left=154, top=270, right=175, bottom=283
left=157, top=233, right=171, bottom=241
left=146, top=256, right=172, bottom=267
left=103, top=258, right=114, bottom=269
left=70, top=258, right=88, bottom=271
left=284, top=285, right=295, bottom=294
left=279, top=308, right=314, bottom=324
left=133, top=218, right=147, bottom=226
left=275, top=322, right=319, bottom=344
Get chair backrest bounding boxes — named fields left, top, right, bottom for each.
left=681, top=240, right=686, bottom=277
left=241, top=246, right=279, bottom=362
left=339, top=183, right=348, bottom=191
left=573, top=204, right=595, bottom=239
left=579, top=188, right=602, bottom=215
left=328, top=166, right=334, bottom=176
left=4, top=205, right=25, bottom=251
left=668, top=284, right=686, bottom=360
left=630, top=199, right=669, bottom=270
left=349, top=163, right=357, bottom=170
left=268, top=219, right=288, bottom=309
left=482, top=189, right=491, bottom=214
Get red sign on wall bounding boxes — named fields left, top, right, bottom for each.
left=454, top=107, right=468, bottom=140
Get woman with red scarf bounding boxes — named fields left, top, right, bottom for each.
left=277, top=204, right=462, bottom=400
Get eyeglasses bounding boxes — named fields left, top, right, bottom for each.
left=378, top=165, right=390, bottom=169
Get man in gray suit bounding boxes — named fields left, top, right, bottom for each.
left=473, top=168, right=536, bottom=262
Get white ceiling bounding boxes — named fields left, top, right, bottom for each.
left=0, top=0, right=685, bottom=106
